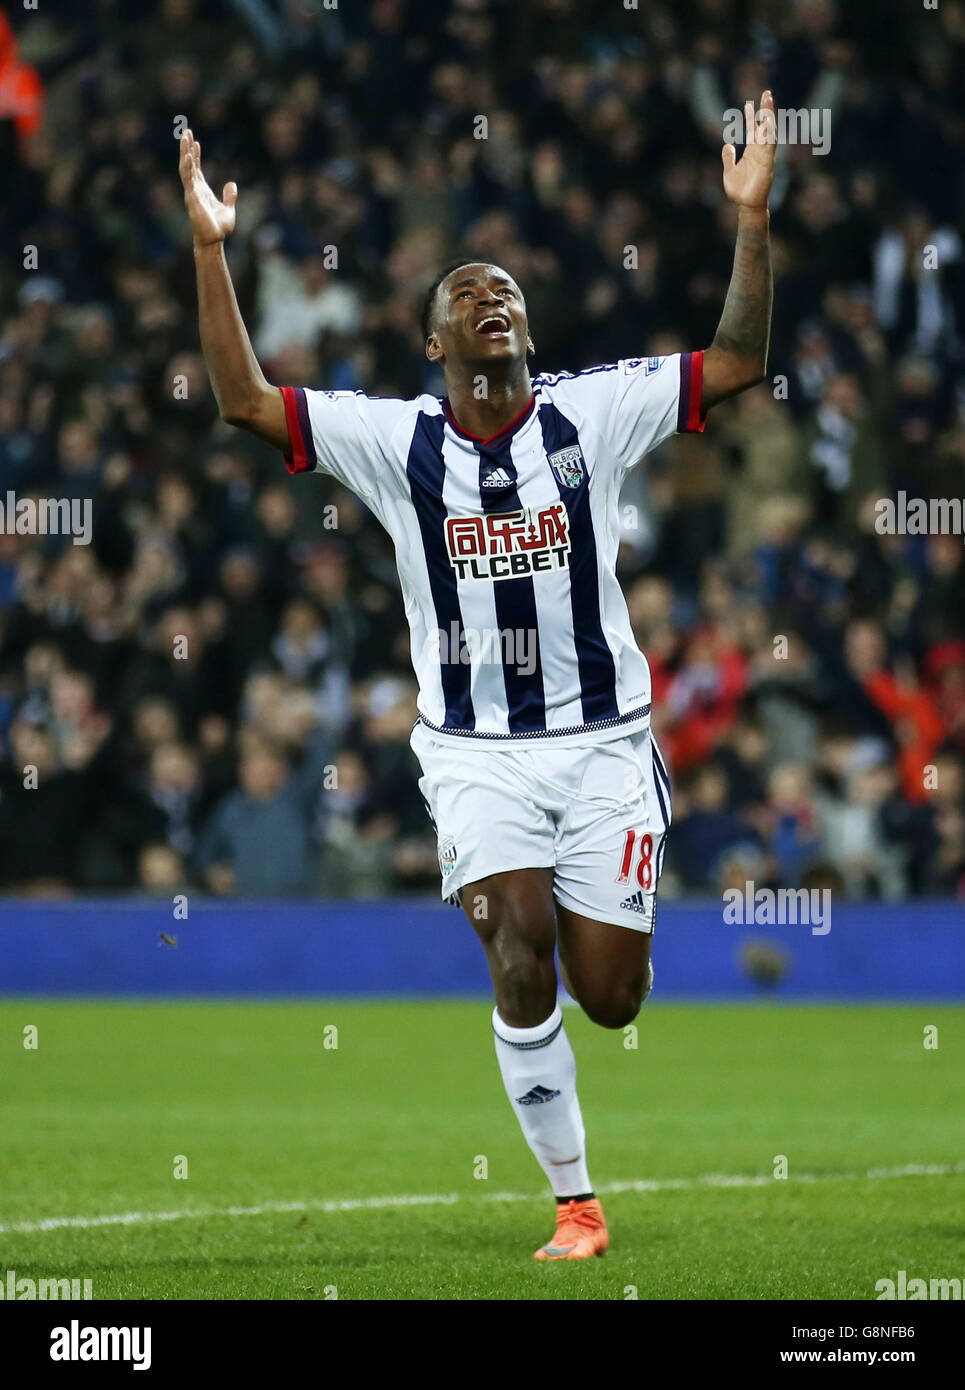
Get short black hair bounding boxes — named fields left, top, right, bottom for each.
left=420, top=257, right=496, bottom=341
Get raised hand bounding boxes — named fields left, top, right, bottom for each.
left=722, top=91, right=777, bottom=210
left=179, top=127, right=237, bottom=247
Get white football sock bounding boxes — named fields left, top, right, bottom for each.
left=492, top=1003, right=592, bottom=1198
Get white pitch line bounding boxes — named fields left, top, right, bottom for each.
left=1, top=1161, right=962, bottom=1237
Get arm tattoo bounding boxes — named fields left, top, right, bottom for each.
left=712, top=209, right=773, bottom=372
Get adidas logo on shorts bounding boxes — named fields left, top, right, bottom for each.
left=620, top=891, right=648, bottom=913
left=620, top=890, right=656, bottom=930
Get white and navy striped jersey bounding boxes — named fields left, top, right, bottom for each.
left=281, top=351, right=705, bottom=747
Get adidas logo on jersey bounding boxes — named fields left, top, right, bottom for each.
left=481, top=467, right=514, bottom=488
left=515, top=1084, right=561, bottom=1106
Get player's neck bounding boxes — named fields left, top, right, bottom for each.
left=444, top=366, right=533, bottom=443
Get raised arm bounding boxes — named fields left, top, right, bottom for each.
left=179, top=128, right=289, bottom=450
left=701, top=91, right=776, bottom=412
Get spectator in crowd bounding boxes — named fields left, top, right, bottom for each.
left=196, top=734, right=331, bottom=897
left=0, top=11, right=44, bottom=150
left=0, top=719, right=92, bottom=893
left=753, top=762, right=825, bottom=887
left=667, top=762, right=763, bottom=892
left=87, top=741, right=208, bottom=887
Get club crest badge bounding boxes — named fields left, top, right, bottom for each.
left=439, top=836, right=457, bottom=878
left=548, top=445, right=586, bottom=489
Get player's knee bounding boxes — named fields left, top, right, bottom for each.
left=582, top=984, right=643, bottom=1030
left=588, top=1002, right=641, bottom=1030
left=467, top=875, right=558, bottom=1023
left=489, top=927, right=557, bottom=1023
left=495, top=941, right=555, bottom=1007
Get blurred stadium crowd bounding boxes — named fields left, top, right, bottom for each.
left=0, top=0, right=963, bottom=900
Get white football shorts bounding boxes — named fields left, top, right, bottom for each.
left=410, top=720, right=672, bottom=933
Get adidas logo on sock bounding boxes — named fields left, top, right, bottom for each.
left=620, top=891, right=648, bottom=913
left=515, top=1084, right=561, bottom=1106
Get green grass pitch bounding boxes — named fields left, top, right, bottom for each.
left=2, top=999, right=963, bottom=1300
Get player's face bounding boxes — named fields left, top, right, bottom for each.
left=428, top=264, right=533, bottom=368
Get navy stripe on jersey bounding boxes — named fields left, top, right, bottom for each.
left=538, top=401, right=619, bottom=723
left=405, top=413, right=475, bottom=730
left=476, top=435, right=547, bottom=733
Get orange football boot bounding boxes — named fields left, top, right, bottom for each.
left=533, top=1197, right=609, bottom=1260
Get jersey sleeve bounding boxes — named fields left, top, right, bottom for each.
left=546, top=351, right=706, bottom=474
left=609, top=351, right=706, bottom=469
left=279, top=385, right=406, bottom=506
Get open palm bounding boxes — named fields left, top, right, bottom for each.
left=179, top=128, right=236, bottom=246
left=722, top=91, right=777, bottom=210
